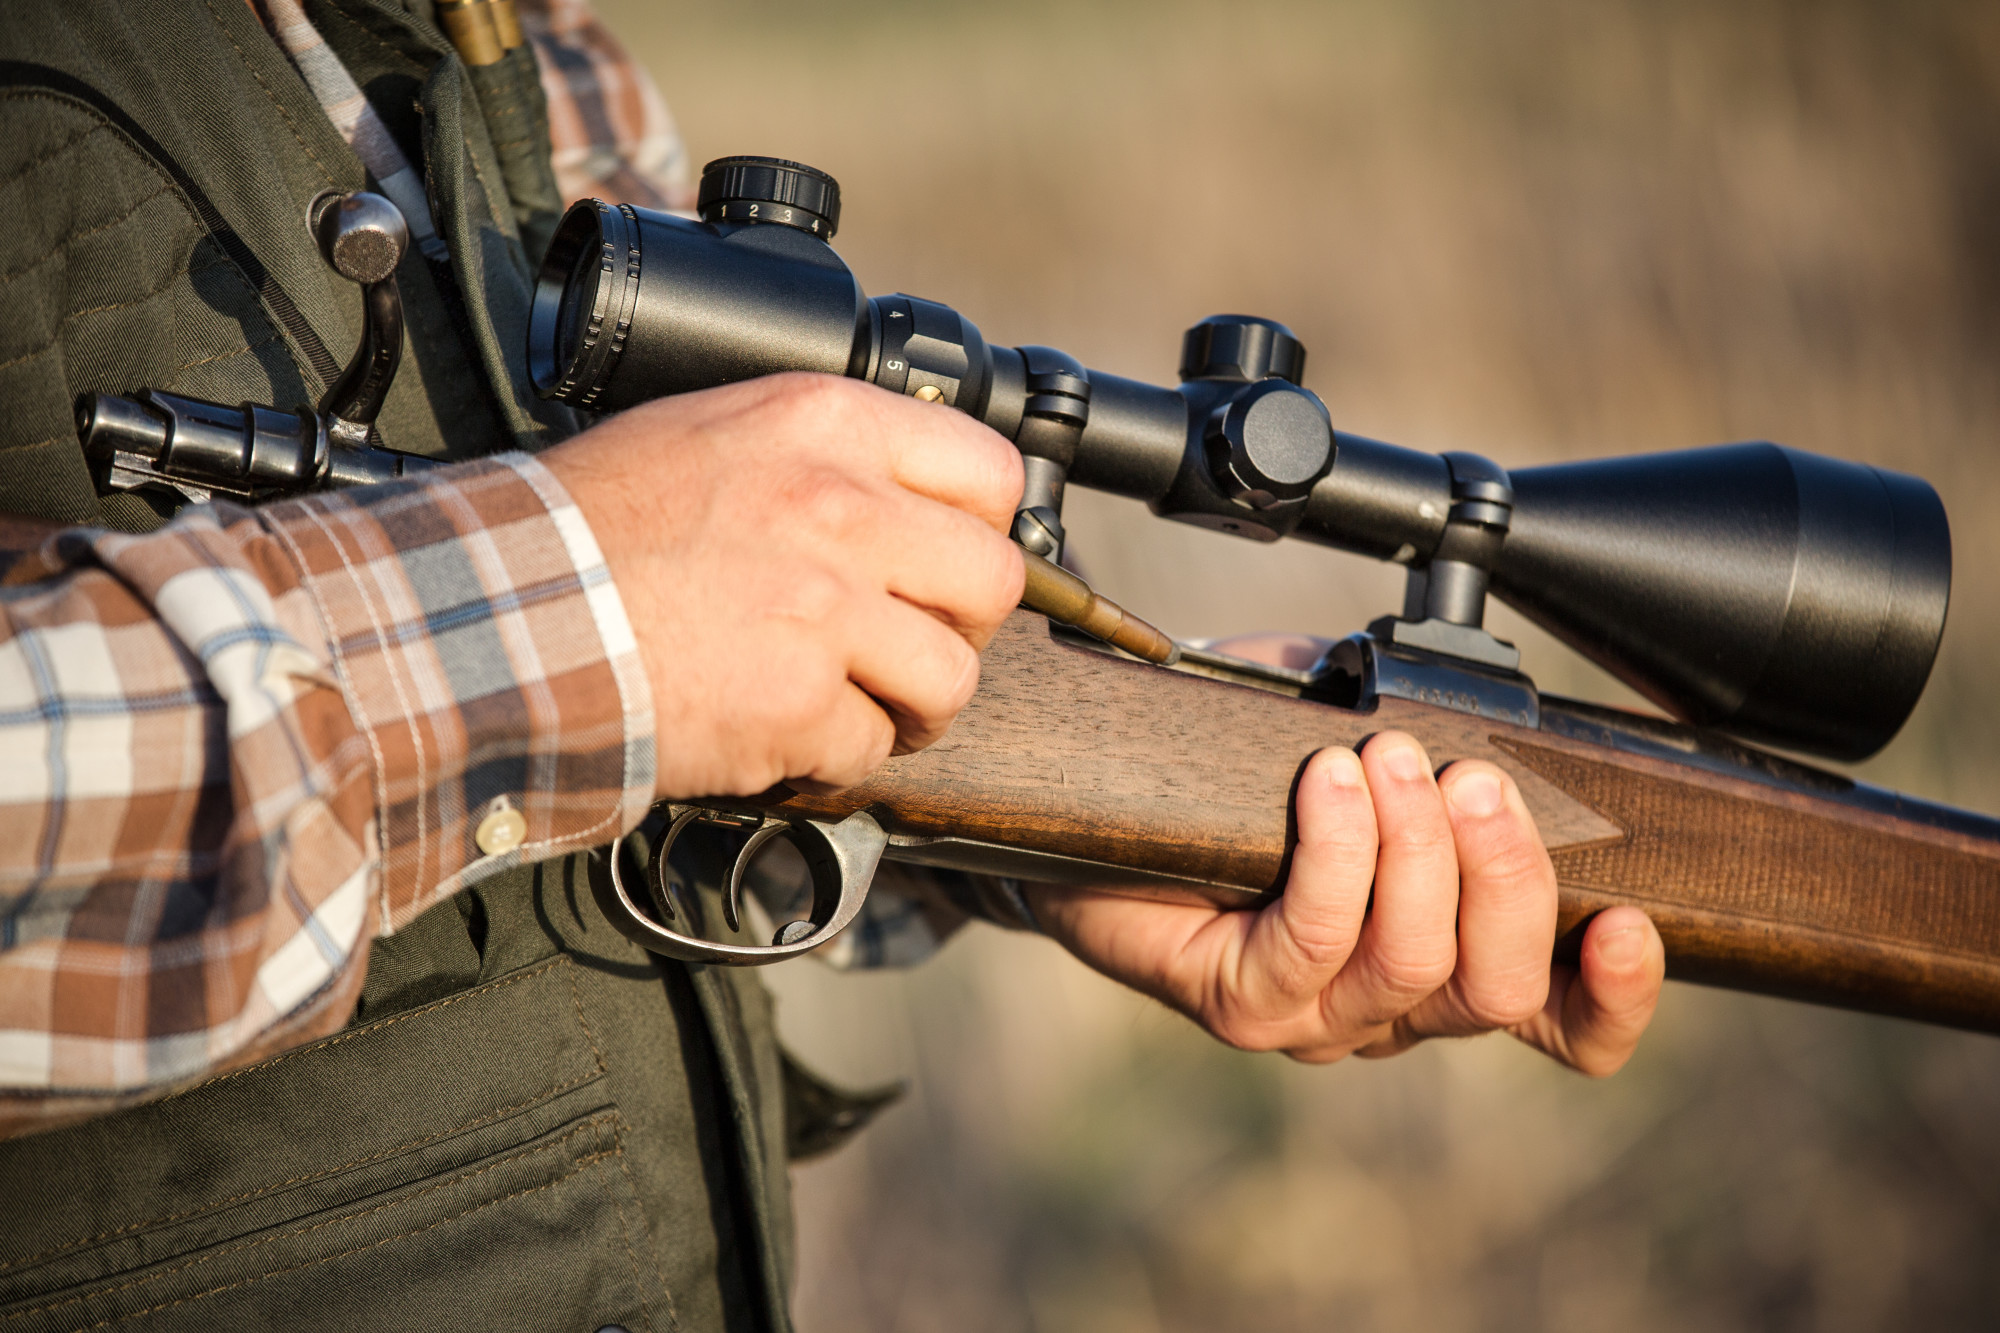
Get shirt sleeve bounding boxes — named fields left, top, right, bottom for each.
left=516, top=0, right=695, bottom=210
left=0, top=454, right=654, bottom=1136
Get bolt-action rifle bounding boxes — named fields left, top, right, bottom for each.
left=74, top=164, right=2000, bottom=1036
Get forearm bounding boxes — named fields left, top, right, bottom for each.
left=0, top=455, right=654, bottom=1134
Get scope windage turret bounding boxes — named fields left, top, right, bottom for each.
left=527, top=155, right=1952, bottom=760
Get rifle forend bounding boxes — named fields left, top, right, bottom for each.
left=590, top=613, right=2000, bottom=1033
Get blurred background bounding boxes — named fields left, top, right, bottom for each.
left=599, top=1, right=2000, bottom=1327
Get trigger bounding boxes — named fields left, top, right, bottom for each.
left=726, top=822, right=791, bottom=934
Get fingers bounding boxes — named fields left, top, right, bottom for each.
left=1383, top=762, right=1557, bottom=1044
left=755, top=373, right=1025, bottom=532
left=844, top=592, right=984, bottom=754
left=1220, top=748, right=1379, bottom=1033
left=1318, top=733, right=1461, bottom=1036
left=866, top=482, right=1025, bottom=639
left=1511, top=906, right=1665, bottom=1076
left=869, top=394, right=1026, bottom=533
left=1022, top=746, right=1383, bottom=1051
left=735, top=378, right=1025, bottom=641
left=783, top=680, right=903, bottom=792
left=1030, top=731, right=1663, bottom=1081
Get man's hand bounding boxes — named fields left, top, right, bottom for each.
left=1029, top=733, right=1668, bottom=1075
left=541, top=374, right=1025, bottom=799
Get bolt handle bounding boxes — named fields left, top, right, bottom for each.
left=313, top=190, right=409, bottom=284
left=310, top=191, right=409, bottom=444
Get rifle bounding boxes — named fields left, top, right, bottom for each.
left=532, top=158, right=2000, bottom=1035
left=79, top=163, right=2000, bottom=1034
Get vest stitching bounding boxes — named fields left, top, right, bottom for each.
left=80, top=1151, right=620, bottom=1329
left=563, top=944, right=611, bottom=1076
left=0, top=77, right=342, bottom=387
left=0, top=436, right=62, bottom=459
left=9, top=1112, right=621, bottom=1324
left=0, top=1064, right=603, bottom=1274
left=200, top=0, right=339, bottom=189
left=604, top=1118, right=671, bottom=1333
left=455, top=113, right=516, bottom=235
left=174, top=334, right=287, bottom=376
left=0, top=183, right=178, bottom=286
left=308, top=1, right=434, bottom=79
left=1, top=962, right=586, bottom=1270
left=194, top=954, right=571, bottom=1086
left=0, top=246, right=237, bottom=376
left=0, top=121, right=105, bottom=191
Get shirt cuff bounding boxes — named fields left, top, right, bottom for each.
left=261, top=453, right=656, bottom=927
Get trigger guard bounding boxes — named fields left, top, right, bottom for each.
left=590, top=808, right=887, bottom=966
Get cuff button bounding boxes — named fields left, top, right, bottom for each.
left=476, top=799, right=528, bottom=855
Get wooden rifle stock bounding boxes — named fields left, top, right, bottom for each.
left=769, top=612, right=2000, bottom=1033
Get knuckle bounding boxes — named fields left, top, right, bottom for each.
left=1369, top=941, right=1456, bottom=1001
left=1378, top=804, right=1452, bottom=852
left=1283, top=920, right=1358, bottom=973
left=982, top=536, right=1027, bottom=617
left=769, top=673, right=849, bottom=742
left=981, top=434, right=1026, bottom=506
left=1573, top=1046, right=1632, bottom=1079
left=935, top=633, right=982, bottom=711
left=823, top=714, right=896, bottom=789
left=1207, top=1013, right=1283, bottom=1053
left=1299, top=817, right=1378, bottom=866
left=763, top=563, right=848, bottom=627
left=761, top=374, right=875, bottom=443
left=944, top=529, right=1023, bottom=625
left=1466, top=814, right=1553, bottom=882
left=1461, top=975, right=1549, bottom=1030
left=775, top=467, right=879, bottom=544
left=1283, top=1045, right=1349, bottom=1067
left=768, top=370, right=857, bottom=415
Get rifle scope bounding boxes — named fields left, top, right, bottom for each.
left=528, top=156, right=1950, bottom=762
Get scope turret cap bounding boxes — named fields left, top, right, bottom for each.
left=1204, top=380, right=1335, bottom=509
left=1180, top=314, right=1307, bottom=384
left=698, top=156, right=842, bottom=238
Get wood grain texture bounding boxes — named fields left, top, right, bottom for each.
left=771, top=612, right=1621, bottom=891
left=1499, top=737, right=2000, bottom=1029
left=768, top=612, right=2000, bottom=1031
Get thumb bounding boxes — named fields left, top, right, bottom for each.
left=1512, top=906, right=1665, bottom=1076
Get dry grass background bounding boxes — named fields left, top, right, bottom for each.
left=596, top=1, right=2000, bottom=1328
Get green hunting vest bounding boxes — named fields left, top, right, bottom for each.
left=0, top=4, right=845, bottom=1329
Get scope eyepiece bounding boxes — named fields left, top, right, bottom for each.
left=530, top=190, right=867, bottom=412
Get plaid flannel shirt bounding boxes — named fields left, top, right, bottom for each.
left=0, top=458, right=654, bottom=1134
left=0, top=0, right=1031, bottom=1135
left=518, top=0, right=696, bottom=210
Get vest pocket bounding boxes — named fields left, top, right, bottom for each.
left=0, top=956, right=671, bottom=1332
